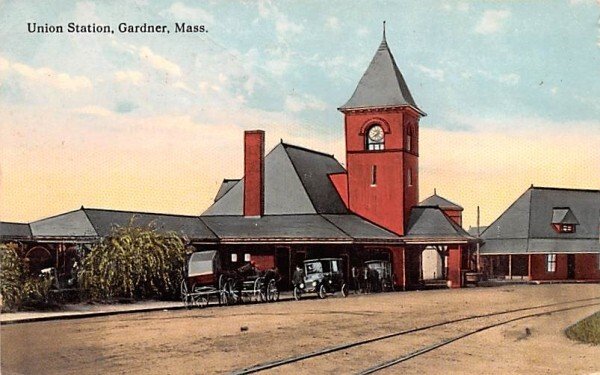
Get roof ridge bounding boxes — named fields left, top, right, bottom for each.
left=30, top=207, right=83, bottom=223
left=530, top=186, right=600, bottom=193
left=480, top=188, right=532, bottom=238
left=282, top=145, right=319, bottom=214
left=83, top=207, right=201, bottom=218
left=81, top=208, right=100, bottom=237
left=281, top=142, right=335, bottom=159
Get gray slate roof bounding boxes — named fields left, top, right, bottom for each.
left=201, top=215, right=352, bottom=242
left=27, top=208, right=217, bottom=241
left=404, top=206, right=473, bottom=243
left=0, top=222, right=32, bottom=240
left=202, top=214, right=401, bottom=243
left=481, top=187, right=600, bottom=254
left=551, top=208, right=579, bottom=225
left=214, top=179, right=239, bottom=202
left=83, top=209, right=216, bottom=240
left=339, top=36, right=424, bottom=114
left=419, top=194, right=463, bottom=211
left=203, top=142, right=348, bottom=216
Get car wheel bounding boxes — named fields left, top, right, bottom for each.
left=318, top=284, right=327, bottom=299
left=341, top=283, right=349, bottom=297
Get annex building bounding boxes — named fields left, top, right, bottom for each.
left=2, top=32, right=598, bottom=288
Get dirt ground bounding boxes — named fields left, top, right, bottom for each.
left=1, top=284, right=599, bottom=375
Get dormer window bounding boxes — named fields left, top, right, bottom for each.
left=559, top=224, right=575, bottom=233
left=551, top=207, right=579, bottom=233
left=366, top=125, right=384, bottom=150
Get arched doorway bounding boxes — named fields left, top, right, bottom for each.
left=24, top=246, right=53, bottom=275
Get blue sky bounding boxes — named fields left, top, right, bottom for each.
left=1, top=0, right=599, bottom=226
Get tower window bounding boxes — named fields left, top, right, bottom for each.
left=371, top=165, right=377, bottom=186
left=406, top=128, right=412, bottom=151
left=407, top=168, right=413, bottom=186
left=366, top=125, right=384, bottom=151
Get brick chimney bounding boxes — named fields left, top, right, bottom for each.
left=243, top=130, right=265, bottom=217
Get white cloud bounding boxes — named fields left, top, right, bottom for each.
left=499, top=73, right=520, bottom=85
left=258, top=0, right=303, bottom=41
left=325, top=17, right=340, bottom=31
left=465, top=69, right=520, bottom=86
left=162, top=2, right=214, bottom=23
left=114, top=70, right=144, bottom=85
left=285, top=93, right=327, bottom=112
left=413, top=64, right=445, bottom=82
left=3, top=57, right=92, bottom=91
left=73, top=105, right=113, bottom=117
left=173, top=81, right=195, bottom=94
left=442, top=2, right=470, bottom=12
left=357, top=27, right=369, bottom=37
left=138, top=46, right=182, bottom=77
left=475, top=10, right=511, bottom=34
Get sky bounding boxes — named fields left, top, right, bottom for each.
left=0, top=0, right=599, bottom=228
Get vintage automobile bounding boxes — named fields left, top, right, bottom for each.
left=293, top=258, right=348, bottom=300
left=364, top=260, right=395, bottom=292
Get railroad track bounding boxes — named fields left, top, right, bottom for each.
left=231, top=297, right=600, bottom=375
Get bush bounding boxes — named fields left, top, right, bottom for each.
left=0, top=242, right=53, bottom=312
left=0, top=243, right=25, bottom=311
left=566, top=311, right=600, bottom=345
left=78, top=223, right=186, bottom=301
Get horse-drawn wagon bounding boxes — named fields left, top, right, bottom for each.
left=180, top=250, right=280, bottom=308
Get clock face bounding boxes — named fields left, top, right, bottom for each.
left=368, top=126, right=384, bottom=142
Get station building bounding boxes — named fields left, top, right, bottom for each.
left=3, top=32, right=597, bottom=289
left=480, top=186, right=600, bottom=282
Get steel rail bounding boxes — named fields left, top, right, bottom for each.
left=358, top=301, right=600, bottom=374
left=230, top=297, right=600, bottom=375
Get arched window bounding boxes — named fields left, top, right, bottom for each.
left=366, top=125, right=384, bottom=150
left=406, top=127, right=412, bottom=152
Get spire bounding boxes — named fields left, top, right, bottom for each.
left=339, top=24, right=425, bottom=115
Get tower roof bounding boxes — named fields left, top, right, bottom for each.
left=419, top=192, right=463, bottom=211
left=339, top=30, right=425, bottom=115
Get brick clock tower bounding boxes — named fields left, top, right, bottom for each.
left=338, top=28, right=425, bottom=235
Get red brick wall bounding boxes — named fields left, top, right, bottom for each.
left=444, top=209, right=462, bottom=226
left=344, top=109, right=420, bottom=235
left=389, top=246, right=405, bottom=289
left=243, top=130, right=265, bottom=217
left=530, top=254, right=568, bottom=280
left=329, top=172, right=349, bottom=207
left=447, top=245, right=462, bottom=288
left=575, top=254, right=600, bottom=280
left=251, top=254, right=275, bottom=271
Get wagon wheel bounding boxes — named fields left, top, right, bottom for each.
left=224, top=279, right=239, bottom=305
left=318, top=284, right=327, bottom=299
left=267, top=279, right=279, bottom=302
left=190, top=284, right=209, bottom=308
left=180, top=279, right=191, bottom=308
left=255, top=278, right=267, bottom=302
left=341, top=283, right=349, bottom=298
left=293, top=286, right=301, bottom=301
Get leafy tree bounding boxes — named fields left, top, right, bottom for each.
left=0, top=243, right=25, bottom=311
left=78, top=222, right=187, bottom=301
left=0, top=242, right=53, bottom=311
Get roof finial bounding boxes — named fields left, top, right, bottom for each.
left=434, top=188, right=437, bottom=195
left=382, top=20, right=386, bottom=42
